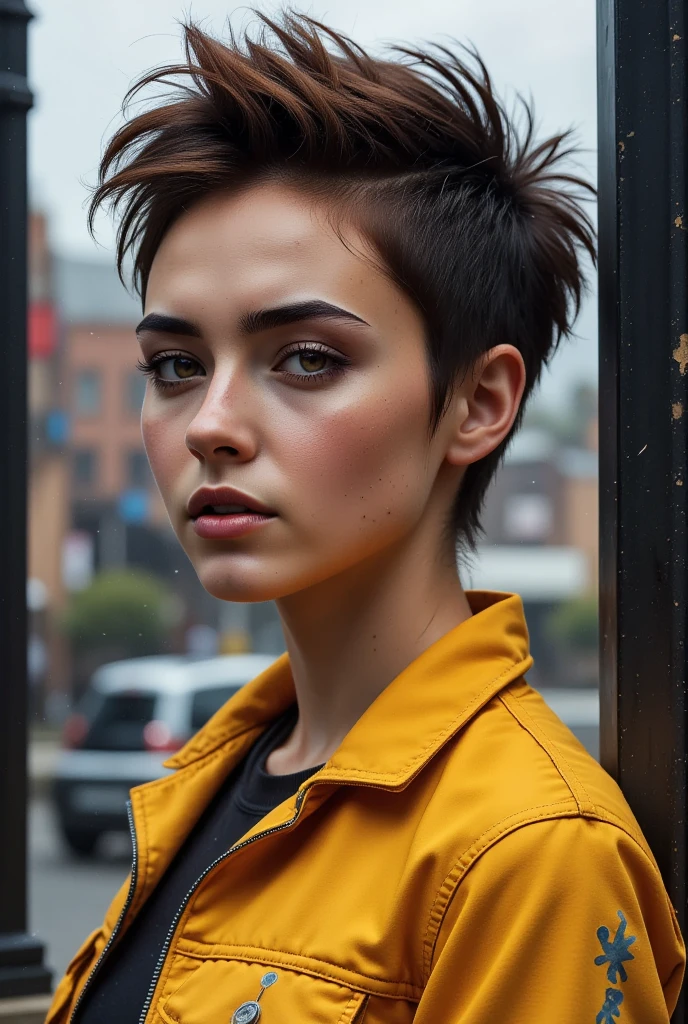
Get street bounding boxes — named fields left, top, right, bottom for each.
left=29, top=798, right=132, bottom=983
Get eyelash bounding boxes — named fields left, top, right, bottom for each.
left=136, top=342, right=349, bottom=392
left=136, top=351, right=196, bottom=393
left=277, top=341, right=349, bottom=384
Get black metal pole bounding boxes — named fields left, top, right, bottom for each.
left=597, top=0, right=687, bottom=1020
left=0, top=0, right=52, bottom=999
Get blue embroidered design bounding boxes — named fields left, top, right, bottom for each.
left=596, top=988, right=624, bottom=1023
left=595, top=911, right=636, bottom=983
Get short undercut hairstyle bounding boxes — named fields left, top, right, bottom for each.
left=88, top=11, right=596, bottom=548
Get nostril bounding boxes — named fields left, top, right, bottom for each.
left=215, top=445, right=240, bottom=456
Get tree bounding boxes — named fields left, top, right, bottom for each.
left=63, top=569, right=175, bottom=667
left=547, top=595, right=599, bottom=653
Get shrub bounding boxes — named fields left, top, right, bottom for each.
left=63, top=568, right=172, bottom=658
left=546, top=595, right=599, bottom=653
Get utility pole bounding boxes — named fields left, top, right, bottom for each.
left=0, top=0, right=53, bottom=1018
left=597, top=0, right=687, bottom=1020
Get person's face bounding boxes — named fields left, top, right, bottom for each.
left=140, top=183, right=462, bottom=602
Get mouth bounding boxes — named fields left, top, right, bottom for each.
left=187, top=488, right=277, bottom=540
left=196, top=503, right=269, bottom=517
left=187, top=487, right=276, bottom=520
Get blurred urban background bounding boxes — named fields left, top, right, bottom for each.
left=26, top=206, right=600, bottom=720
left=25, top=0, right=598, bottom=987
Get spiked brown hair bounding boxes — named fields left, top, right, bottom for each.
left=88, top=11, right=595, bottom=547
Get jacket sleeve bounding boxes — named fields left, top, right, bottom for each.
left=415, top=815, right=685, bottom=1023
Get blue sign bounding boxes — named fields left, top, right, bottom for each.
left=118, top=489, right=149, bottom=524
left=45, top=409, right=69, bottom=445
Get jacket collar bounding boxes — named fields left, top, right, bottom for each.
left=165, top=591, right=532, bottom=789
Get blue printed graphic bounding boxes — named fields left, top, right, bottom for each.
left=596, top=988, right=624, bottom=1024
left=595, top=910, right=636, bottom=984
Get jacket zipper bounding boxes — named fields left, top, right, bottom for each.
left=71, top=774, right=380, bottom=1024
left=69, top=800, right=139, bottom=1024
left=136, top=786, right=309, bottom=1024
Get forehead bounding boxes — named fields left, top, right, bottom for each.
left=145, top=183, right=392, bottom=318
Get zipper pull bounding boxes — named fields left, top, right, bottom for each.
left=230, top=971, right=278, bottom=1024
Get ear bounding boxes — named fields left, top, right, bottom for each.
left=444, top=345, right=527, bottom=467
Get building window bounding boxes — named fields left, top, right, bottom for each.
left=127, top=449, right=150, bottom=488
left=127, top=371, right=147, bottom=414
left=74, top=370, right=101, bottom=416
left=73, top=448, right=97, bottom=487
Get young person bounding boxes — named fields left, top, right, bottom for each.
left=47, top=13, right=685, bottom=1023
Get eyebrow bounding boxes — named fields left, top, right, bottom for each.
left=135, top=300, right=370, bottom=339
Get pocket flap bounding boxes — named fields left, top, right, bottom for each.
left=159, top=958, right=367, bottom=1024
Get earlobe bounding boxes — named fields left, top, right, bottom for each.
left=444, top=345, right=526, bottom=468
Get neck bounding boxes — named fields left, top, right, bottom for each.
left=266, top=534, right=472, bottom=775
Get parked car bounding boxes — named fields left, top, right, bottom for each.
left=52, top=652, right=277, bottom=856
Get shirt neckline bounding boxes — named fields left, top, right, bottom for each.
left=235, top=704, right=324, bottom=815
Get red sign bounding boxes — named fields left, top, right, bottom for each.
left=28, top=302, right=57, bottom=359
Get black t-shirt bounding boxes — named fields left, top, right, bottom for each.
left=77, top=706, right=320, bottom=1024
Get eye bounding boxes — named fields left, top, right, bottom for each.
left=281, top=350, right=331, bottom=375
left=157, top=355, right=203, bottom=380
left=275, top=343, right=348, bottom=383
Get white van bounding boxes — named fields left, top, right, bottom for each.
left=52, top=653, right=277, bottom=856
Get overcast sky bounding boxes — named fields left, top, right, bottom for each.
left=27, top=0, right=598, bottom=409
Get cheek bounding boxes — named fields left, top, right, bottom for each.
left=141, top=403, right=191, bottom=497
left=281, top=383, right=431, bottom=524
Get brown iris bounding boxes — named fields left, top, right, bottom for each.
left=298, top=351, right=327, bottom=373
left=173, top=357, right=198, bottom=378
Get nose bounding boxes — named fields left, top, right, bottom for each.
left=185, top=374, right=259, bottom=465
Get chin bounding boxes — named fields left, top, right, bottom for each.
left=195, top=559, right=284, bottom=603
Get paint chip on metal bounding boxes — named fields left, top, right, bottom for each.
left=673, top=334, right=688, bottom=375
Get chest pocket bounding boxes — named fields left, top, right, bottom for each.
left=158, top=958, right=368, bottom=1024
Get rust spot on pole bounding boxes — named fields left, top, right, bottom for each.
left=672, top=402, right=684, bottom=420
left=674, top=334, right=688, bottom=375
left=676, top=215, right=684, bottom=228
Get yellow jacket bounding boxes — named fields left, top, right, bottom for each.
left=47, top=592, right=685, bottom=1024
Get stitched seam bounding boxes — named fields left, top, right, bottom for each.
left=160, top=977, right=370, bottom=1023
left=422, top=809, right=666, bottom=985
left=154, top=734, right=259, bottom=786
left=181, top=808, right=301, bottom=924
left=160, top=1001, right=180, bottom=1024
left=337, top=993, right=365, bottom=1024
left=174, top=943, right=422, bottom=1000
left=421, top=802, right=579, bottom=983
left=133, top=744, right=250, bottom=998
left=580, top=808, right=666, bottom=868
left=499, top=689, right=595, bottom=812
left=172, top=657, right=531, bottom=774
left=169, top=721, right=267, bottom=769
left=322, top=658, right=531, bottom=783
left=498, top=691, right=589, bottom=812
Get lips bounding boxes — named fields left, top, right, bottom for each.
left=187, top=486, right=276, bottom=521
left=187, top=486, right=277, bottom=541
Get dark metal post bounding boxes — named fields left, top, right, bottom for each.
left=597, top=0, right=687, bottom=1019
left=0, top=0, right=52, bottom=1000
